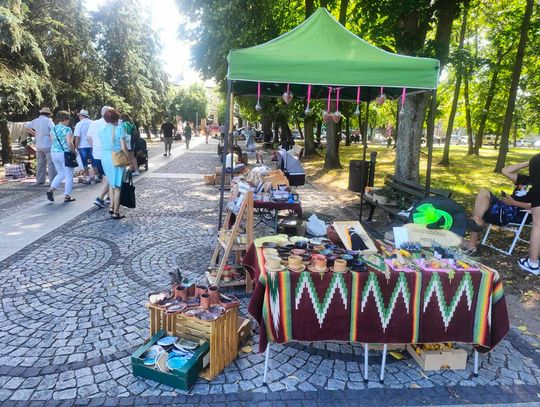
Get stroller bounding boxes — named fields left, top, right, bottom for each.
left=134, top=137, right=149, bottom=171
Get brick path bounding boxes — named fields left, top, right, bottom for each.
left=0, top=138, right=539, bottom=406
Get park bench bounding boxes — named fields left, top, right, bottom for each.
left=364, top=174, right=452, bottom=222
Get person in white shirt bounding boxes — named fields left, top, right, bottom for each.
left=24, top=107, right=57, bottom=184
left=73, top=109, right=95, bottom=184
left=87, top=106, right=111, bottom=208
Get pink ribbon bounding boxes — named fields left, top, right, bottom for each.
left=257, top=81, right=261, bottom=100
left=307, top=84, right=311, bottom=104
left=286, top=83, right=290, bottom=95
left=336, top=88, right=340, bottom=110
left=356, top=86, right=361, bottom=105
left=401, top=87, right=406, bottom=107
left=380, top=87, right=384, bottom=97
left=327, top=87, right=333, bottom=111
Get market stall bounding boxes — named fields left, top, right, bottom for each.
left=219, top=7, right=441, bottom=229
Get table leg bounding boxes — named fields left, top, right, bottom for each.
left=379, top=344, right=387, bottom=383
left=263, top=343, right=271, bottom=386
left=363, top=343, right=369, bottom=383
left=473, top=350, right=479, bottom=377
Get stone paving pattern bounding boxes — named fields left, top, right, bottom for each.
left=0, top=139, right=539, bottom=405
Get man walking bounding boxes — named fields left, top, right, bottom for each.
left=183, top=121, right=193, bottom=149
left=160, top=119, right=175, bottom=156
left=24, top=107, right=56, bottom=184
left=73, top=109, right=95, bottom=184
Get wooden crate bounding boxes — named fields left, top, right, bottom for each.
left=407, top=344, right=467, bottom=371
left=148, top=304, right=239, bottom=380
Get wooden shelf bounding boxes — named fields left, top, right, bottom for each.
left=218, top=238, right=246, bottom=252
left=206, top=271, right=246, bottom=287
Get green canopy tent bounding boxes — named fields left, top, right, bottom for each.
left=218, top=7, right=440, bottom=228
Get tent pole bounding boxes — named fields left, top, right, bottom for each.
left=425, top=90, right=437, bottom=197
left=218, top=80, right=232, bottom=230
left=359, top=101, right=369, bottom=221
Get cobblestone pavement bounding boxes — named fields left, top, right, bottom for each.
left=0, top=139, right=540, bottom=406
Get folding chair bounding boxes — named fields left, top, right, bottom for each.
left=481, top=210, right=532, bottom=255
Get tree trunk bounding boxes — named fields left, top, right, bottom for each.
left=262, top=115, right=273, bottom=143
left=143, top=124, right=151, bottom=140
left=296, top=119, right=304, bottom=139
left=494, top=123, right=501, bottom=149
left=494, top=0, right=534, bottom=172
left=395, top=93, right=429, bottom=182
left=440, top=1, right=469, bottom=166
left=273, top=120, right=279, bottom=145
left=316, top=121, right=322, bottom=144
left=339, top=0, right=349, bottom=25
left=278, top=116, right=292, bottom=149
left=0, top=120, right=13, bottom=165
left=345, top=116, right=351, bottom=146
left=513, top=120, right=518, bottom=147
left=304, top=115, right=315, bottom=156
left=324, top=119, right=341, bottom=169
left=305, top=0, right=314, bottom=18
left=474, top=49, right=504, bottom=154
left=464, top=66, right=474, bottom=155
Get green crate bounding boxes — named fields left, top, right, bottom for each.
left=131, top=329, right=210, bottom=391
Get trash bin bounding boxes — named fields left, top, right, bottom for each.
left=348, top=160, right=370, bottom=193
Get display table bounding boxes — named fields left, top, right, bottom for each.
left=243, top=244, right=509, bottom=353
left=253, top=201, right=302, bottom=233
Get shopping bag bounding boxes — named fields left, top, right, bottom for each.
left=120, top=171, right=136, bottom=208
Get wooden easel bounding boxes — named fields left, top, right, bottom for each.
left=208, top=185, right=253, bottom=292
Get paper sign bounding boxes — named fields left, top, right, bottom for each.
left=393, top=226, right=409, bottom=248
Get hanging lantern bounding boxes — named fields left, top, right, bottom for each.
left=282, top=83, right=293, bottom=104
left=376, top=86, right=386, bottom=105
left=322, top=87, right=333, bottom=123
left=354, top=86, right=361, bottom=116
left=333, top=87, right=341, bottom=123
left=305, top=84, right=312, bottom=114
left=255, top=81, right=262, bottom=111
left=399, top=87, right=406, bottom=116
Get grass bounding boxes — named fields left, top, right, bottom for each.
left=302, top=144, right=540, bottom=211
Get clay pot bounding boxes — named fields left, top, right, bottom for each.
left=195, top=285, right=208, bottom=298
left=200, top=293, right=211, bottom=310
left=208, top=285, right=220, bottom=305
left=174, top=285, right=188, bottom=301
left=333, top=259, right=348, bottom=273
left=312, top=255, right=327, bottom=271
left=313, top=245, right=325, bottom=253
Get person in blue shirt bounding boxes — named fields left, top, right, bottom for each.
left=46, top=111, right=76, bottom=202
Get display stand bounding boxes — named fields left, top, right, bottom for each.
left=208, top=186, right=253, bottom=292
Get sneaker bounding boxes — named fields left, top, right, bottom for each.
left=93, top=197, right=105, bottom=208
left=163, top=153, right=167, bottom=156
left=518, top=257, right=540, bottom=276
left=46, top=190, right=54, bottom=202
left=132, top=170, right=140, bottom=176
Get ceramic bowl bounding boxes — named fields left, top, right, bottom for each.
left=157, top=336, right=178, bottom=347
left=143, top=345, right=164, bottom=366
left=175, top=338, right=199, bottom=350
left=166, top=303, right=187, bottom=314
left=207, top=305, right=225, bottom=315
left=325, top=244, right=337, bottom=250
left=262, top=242, right=277, bottom=249
left=333, top=248, right=345, bottom=255
left=320, top=249, right=332, bottom=256
left=167, top=354, right=188, bottom=371
left=155, top=350, right=169, bottom=373
left=294, top=241, right=308, bottom=249
left=326, top=255, right=338, bottom=266
left=291, top=249, right=305, bottom=256
left=198, top=311, right=219, bottom=321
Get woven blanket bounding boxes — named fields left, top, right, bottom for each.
left=244, top=244, right=509, bottom=353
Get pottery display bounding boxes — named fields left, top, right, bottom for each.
left=143, top=345, right=165, bottom=366
left=174, top=285, right=188, bottom=301
left=200, top=293, right=211, bottom=310
left=195, top=285, right=208, bottom=298
left=208, top=285, right=220, bottom=305
left=331, top=259, right=348, bottom=273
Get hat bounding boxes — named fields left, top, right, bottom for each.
left=78, top=109, right=90, bottom=118
left=39, top=107, right=52, bottom=115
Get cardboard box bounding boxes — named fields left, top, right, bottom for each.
left=131, top=329, right=210, bottom=391
left=237, top=316, right=252, bottom=343
left=407, top=344, right=467, bottom=371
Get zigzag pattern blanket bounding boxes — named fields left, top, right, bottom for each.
left=244, top=245, right=509, bottom=353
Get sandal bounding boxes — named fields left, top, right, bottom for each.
left=64, top=196, right=76, bottom=203
left=111, top=213, right=125, bottom=219
left=467, top=218, right=485, bottom=233
left=109, top=208, right=114, bottom=215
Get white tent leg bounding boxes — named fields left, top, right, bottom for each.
left=379, top=344, right=387, bottom=383
left=363, top=343, right=369, bottom=382
left=473, top=350, right=479, bottom=377
left=263, top=343, right=271, bottom=386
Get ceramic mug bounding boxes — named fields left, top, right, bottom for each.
left=288, top=255, right=303, bottom=270
left=333, top=259, right=348, bottom=273
left=266, top=255, right=282, bottom=270
left=312, top=256, right=327, bottom=271
left=174, top=285, right=188, bottom=301
left=208, top=285, right=220, bottom=305
left=200, top=293, right=211, bottom=310
left=195, top=285, right=208, bottom=298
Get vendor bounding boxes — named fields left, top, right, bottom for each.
left=225, top=151, right=244, bottom=173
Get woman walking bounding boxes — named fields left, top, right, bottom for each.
left=99, top=109, right=130, bottom=219
left=120, top=113, right=139, bottom=175
left=46, top=111, right=76, bottom=203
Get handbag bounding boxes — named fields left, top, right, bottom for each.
left=54, top=128, right=78, bottom=168
left=120, top=171, right=136, bottom=208
left=111, top=126, right=130, bottom=167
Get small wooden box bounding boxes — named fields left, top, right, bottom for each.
left=407, top=344, right=467, bottom=371
left=237, top=316, right=252, bottom=343
left=148, top=304, right=239, bottom=380
left=131, top=329, right=209, bottom=391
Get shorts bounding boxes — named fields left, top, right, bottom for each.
left=164, top=137, right=173, bottom=146
left=483, top=193, right=521, bottom=226
left=78, top=147, right=95, bottom=167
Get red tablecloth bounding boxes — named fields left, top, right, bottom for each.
left=243, top=244, right=509, bottom=353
